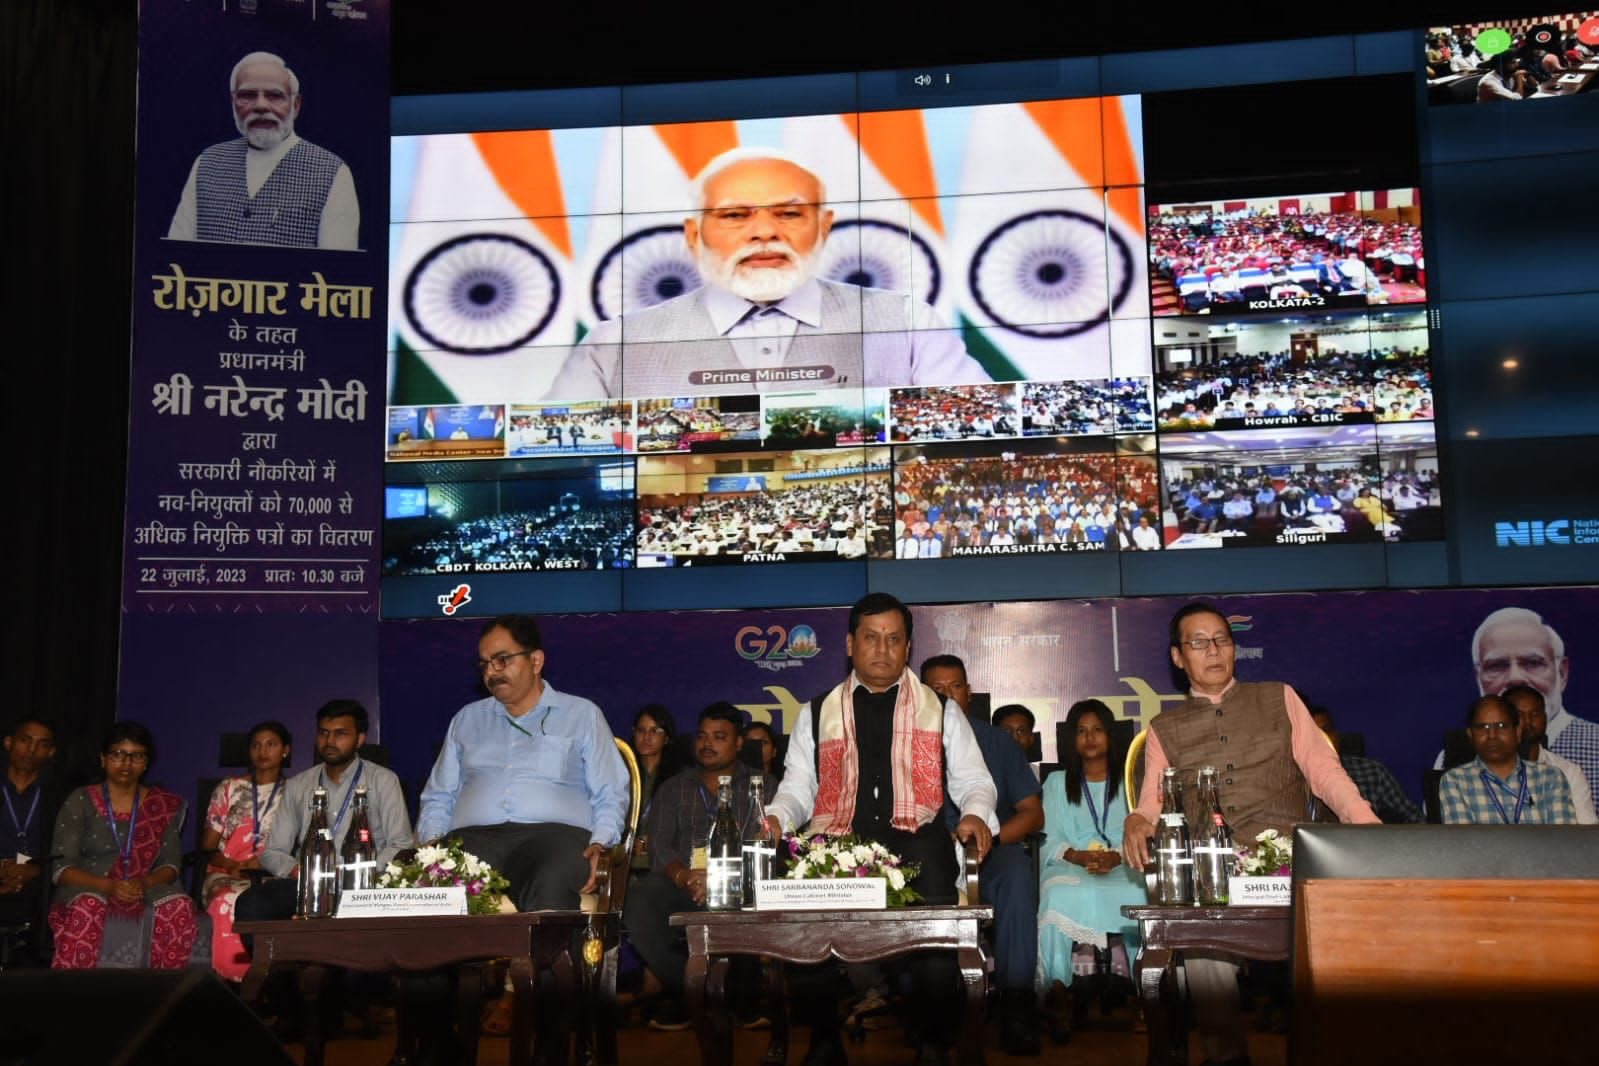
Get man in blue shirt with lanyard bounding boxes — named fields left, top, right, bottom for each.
left=417, top=614, right=629, bottom=911
left=239, top=699, right=414, bottom=917
left=1, top=717, right=62, bottom=965
left=1440, top=695, right=1578, bottom=825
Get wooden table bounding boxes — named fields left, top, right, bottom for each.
left=238, top=911, right=615, bottom=1066
left=671, top=906, right=993, bottom=1066
left=1121, top=904, right=1291, bottom=1066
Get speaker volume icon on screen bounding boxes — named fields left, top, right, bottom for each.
left=438, top=584, right=473, bottom=616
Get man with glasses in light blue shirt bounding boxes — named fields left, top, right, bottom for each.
left=417, top=614, right=629, bottom=911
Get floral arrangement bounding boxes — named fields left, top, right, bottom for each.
left=1235, top=828, right=1293, bottom=877
left=378, top=838, right=512, bottom=916
left=783, top=832, right=922, bottom=907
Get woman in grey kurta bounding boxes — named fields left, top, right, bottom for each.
left=50, top=722, right=198, bottom=968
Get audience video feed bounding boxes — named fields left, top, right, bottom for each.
left=636, top=395, right=761, bottom=452
left=892, top=436, right=1161, bottom=556
left=381, top=458, right=636, bottom=575
left=387, top=404, right=506, bottom=461
left=1148, top=189, right=1425, bottom=318
left=762, top=389, right=886, bottom=446
left=635, top=448, right=891, bottom=565
left=507, top=401, right=633, bottom=456
left=1426, top=13, right=1599, bottom=105
left=1020, top=378, right=1154, bottom=436
left=1154, top=311, right=1432, bottom=430
left=1157, top=423, right=1441, bottom=549
left=890, top=384, right=1021, bottom=443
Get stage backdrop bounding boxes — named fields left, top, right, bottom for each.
left=377, top=584, right=1599, bottom=815
left=119, top=1, right=390, bottom=808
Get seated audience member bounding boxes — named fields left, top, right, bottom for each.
left=1, top=717, right=63, bottom=966
left=417, top=616, right=628, bottom=912
left=50, top=722, right=198, bottom=969
left=238, top=700, right=414, bottom=922
left=1037, top=700, right=1143, bottom=1012
left=1307, top=705, right=1422, bottom=824
left=622, top=704, right=766, bottom=1031
left=769, top=593, right=997, bottom=1065
left=743, top=720, right=783, bottom=785
left=923, top=659, right=1046, bottom=1055
left=1439, top=695, right=1577, bottom=824
left=1478, top=52, right=1528, bottom=101
left=1132, top=514, right=1161, bottom=550
left=199, top=720, right=292, bottom=981
left=1503, top=684, right=1597, bottom=824
left=990, top=704, right=1037, bottom=758
left=629, top=704, right=681, bottom=866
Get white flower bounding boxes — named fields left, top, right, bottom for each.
left=791, top=859, right=811, bottom=878
left=385, top=863, right=402, bottom=878
left=851, top=845, right=873, bottom=866
left=1255, top=829, right=1279, bottom=842
left=439, top=857, right=457, bottom=871
left=886, top=868, right=905, bottom=891
left=416, top=845, right=446, bottom=865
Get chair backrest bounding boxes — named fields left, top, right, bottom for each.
left=1124, top=727, right=1148, bottom=812
left=586, top=738, right=642, bottom=916
left=1441, top=729, right=1474, bottom=769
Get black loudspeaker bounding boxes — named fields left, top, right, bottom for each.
left=0, top=967, right=294, bottom=1066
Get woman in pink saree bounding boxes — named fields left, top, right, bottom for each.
left=198, top=720, right=291, bottom=980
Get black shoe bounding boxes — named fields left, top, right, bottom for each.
left=1000, top=1010, right=1041, bottom=1055
left=647, top=998, right=692, bottom=1032
left=801, top=1033, right=850, bottom=1065
left=912, top=1040, right=950, bottom=1066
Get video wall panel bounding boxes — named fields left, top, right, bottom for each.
left=383, top=71, right=1443, bottom=615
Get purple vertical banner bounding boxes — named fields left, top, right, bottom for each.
left=121, top=0, right=390, bottom=811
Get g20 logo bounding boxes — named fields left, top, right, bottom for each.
left=735, top=624, right=821, bottom=671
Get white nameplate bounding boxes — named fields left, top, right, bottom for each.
left=336, top=886, right=468, bottom=918
left=756, top=877, right=886, bottom=911
left=1228, top=876, right=1291, bottom=906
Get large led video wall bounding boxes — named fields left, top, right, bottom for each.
left=383, top=70, right=1440, bottom=614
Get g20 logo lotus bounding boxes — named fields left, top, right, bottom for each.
left=735, top=624, right=821, bottom=672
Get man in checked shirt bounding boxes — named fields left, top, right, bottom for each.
left=1308, top=704, right=1423, bottom=823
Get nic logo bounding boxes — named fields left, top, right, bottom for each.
left=1226, top=614, right=1254, bottom=633
left=735, top=623, right=821, bottom=672
left=1495, top=520, right=1572, bottom=548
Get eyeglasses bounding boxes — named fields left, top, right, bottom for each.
left=634, top=725, right=667, bottom=736
left=1179, top=635, right=1234, bottom=651
left=1468, top=721, right=1516, bottom=735
left=232, top=88, right=290, bottom=106
left=476, top=650, right=533, bottom=673
left=105, top=750, right=150, bottom=764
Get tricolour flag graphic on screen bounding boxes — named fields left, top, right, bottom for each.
left=948, top=97, right=1147, bottom=382
left=785, top=111, right=951, bottom=322
left=388, top=131, right=575, bottom=405
left=581, top=122, right=739, bottom=330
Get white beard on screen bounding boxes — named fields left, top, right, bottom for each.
left=696, top=239, right=820, bottom=305
left=236, top=111, right=293, bottom=151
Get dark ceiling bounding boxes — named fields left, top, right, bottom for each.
left=391, top=2, right=1573, bottom=95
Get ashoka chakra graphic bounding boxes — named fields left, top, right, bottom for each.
left=969, top=209, right=1134, bottom=338
left=591, top=225, right=702, bottom=321
left=403, top=233, right=561, bottom=354
left=820, top=218, right=942, bottom=306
